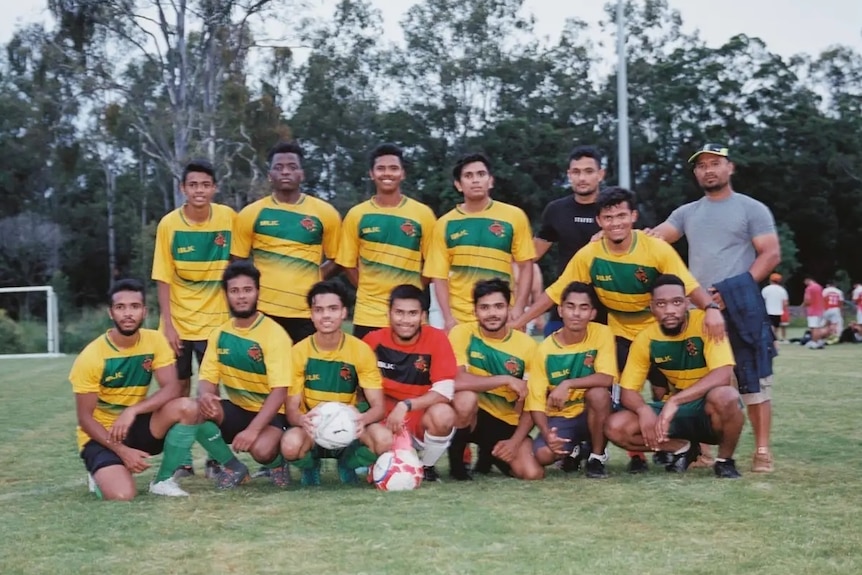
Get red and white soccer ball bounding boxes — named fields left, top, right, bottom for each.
left=371, top=447, right=424, bottom=491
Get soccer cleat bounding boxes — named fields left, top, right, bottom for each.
left=337, top=460, right=359, bottom=485
left=713, top=458, right=742, bottom=479
left=423, top=465, right=442, bottom=482
left=87, top=473, right=103, bottom=499
left=149, top=477, right=190, bottom=497
left=585, top=457, right=609, bottom=479
left=626, top=455, right=649, bottom=474
left=269, top=464, right=291, bottom=488
left=752, top=449, right=774, bottom=473
left=652, top=451, right=673, bottom=466
left=561, top=443, right=587, bottom=473
left=252, top=466, right=272, bottom=479
left=665, top=442, right=701, bottom=473
left=172, top=465, right=195, bottom=480
left=300, top=460, right=322, bottom=487
left=204, top=459, right=222, bottom=479
left=214, top=463, right=251, bottom=489
left=472, top=452, right=493, bottom=475
left=449, top=463, right=473, bottom=481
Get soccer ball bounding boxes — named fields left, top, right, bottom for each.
left=371, top=448, right=424, bottom=491
left=312, top=402, right=358, bottom=450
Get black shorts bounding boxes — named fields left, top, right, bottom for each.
left=269, top=316, right=315, bottom=344
left=219, top=399, right=288, bottom=444
left=768, top=315, right=781, bottom=329
left=176, top=339, right=208, bottom=380
left=80, top=413, right=164, bottom=474
left=352, top=324, right=382, bottom=340
left=616, top=336, right=668, bottom=394
left=470, top=409, right=518, bottom=476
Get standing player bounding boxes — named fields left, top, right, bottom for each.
left=194, top=260, right=293, bottom=489
left=761, top=273, right=789, bottom=342
left=231, top=141, right=341, bottom=344
left=281, top=280, right=392, bottom=486
left=363, top=285, right=458, bottom=481
left=650, top=144, right=780, bottom=472
left=533, top=145, right=604, bottom=335
left=802, top=276, right=825, bottom=333
left=336, top=143, right=437, bottom=339
left=447, top=279, right=544, bottom=481
left=822, top=281, right=845, bottom=339
left=605, top=275, right=744, bottom=478
left=852, top=283, right=862, bottom=325
left=152, top=160, right=235, bottom=477
left=526, top=282, right=617, bottom=479
left=424, top=153, right=536, bottom=332
left=70, top=279, right=200, bottom=500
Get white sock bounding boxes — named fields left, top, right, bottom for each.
left=588, top=453, right=604, bottom=463
left=421, top=430, right=454, bottom=467
left=672, top=441, right=691, bottom=455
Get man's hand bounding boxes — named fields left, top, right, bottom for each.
left=492, top=438, right=519, bottom=463
left=703, top=307, right=726, bottom=343
left=443, top=316, right=458, bottom=334
left=637, top=407, right=660, bottom=451
left=199, top=393, right=221, bottom=420
left=656, top=400, right=679, bottom=444
left=547, top=383, right=570, bottom=410
left=109, top=407, right=138, bottom=444
left=301, top=409, right=319, bottom=438
left=386, top=402, right=408, bottom=434
left=232, top=427, right=260, bottom=452
left=117, top=445, right=151, bottom=474
left=506, top=377, right=528, bottom=401
left=589, top=230, right=604, bottom=242
left=545, top=426, right=571, bottom=455
left=708, top=288, right=726, bottom=310
left=163, top=321, right=183, bottom=357
left=508, top=306, right=525, bottom=324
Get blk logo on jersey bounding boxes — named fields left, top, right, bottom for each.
left=685, top=339, right=698, bottom=357
left=339, top=364, right=352, bottom=380
left=300, top=217, right=317, bottom=232
left=248, top=343, right=263, bottom=362
left=400, top=220, right=416, bottom=237
left=504, top=357, right=520, bottom=376
left=634, top=267, right=649, bottom=284
left=214, top=232, right=226, bottom=247
left=583, top=352, right=594, bottom=368
left=414, top=356, right=428, bottom=373
left=488, top=221, right=505, bottom=237
left=142, top=357, right=153, bottom=372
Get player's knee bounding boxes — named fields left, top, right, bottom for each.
left=451, top=391, right=477, bottom=426
left=101, top=482, right=137, bottom=501
left=518, top=463, right=545, bottom=481
left=425, top=403, right=456, bottom=435
left=280, top=430, right=304, bottom=459
left=175, top=397, right=199, bottom=424
left=708, top=386, right=740, bottom=415
left=585, top=387, right=610, bottom=410
left=604, top=413, right=627, bottom=444
left=533, top=446, right=554, bottom=466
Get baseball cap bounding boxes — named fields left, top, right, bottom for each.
left=688, top=143, right=730, bottom=164
left=770, top=273, right=782, bottom=283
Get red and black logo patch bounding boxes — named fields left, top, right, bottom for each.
left=339, top=364, right=352, bottom=380
left=583, top=352, right=594, bottom=368
left=142, top=357, right=153, bottom=372
left=214, top=232, right=226, bottom=247
left=413, top=356, right=428, bottom=373
left=685, top=339, right=698, bottom=357
left=400, top=220, right=416, bottom=237
left=300, top=216, right=316, bottom=232
left=634, top=267, right=649, bottom=284
left=488, top=221, right=505, bottom=237
left=504, top=357, right=520, bottom=376
left=248, top=343, right=263, bottom=362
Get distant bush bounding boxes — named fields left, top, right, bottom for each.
left=60, top=307, right=114, bottom=354
left=0, top=310, right=26, bottom=354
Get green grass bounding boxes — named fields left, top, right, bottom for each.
left=1, top=342, right=861, bottom=574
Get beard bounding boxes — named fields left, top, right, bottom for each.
left=659, top=322, right=684, bottom=336
left=393, top=325, right=421, bottom=343
left=113, top=319, right=142, bottom=337
left=230, top=301, right=258, bottom=319
left=479, top=318, right=506, bottom=333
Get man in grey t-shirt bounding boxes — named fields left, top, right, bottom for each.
left=651, top=143, right=781, bottom=473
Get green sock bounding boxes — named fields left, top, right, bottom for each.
left=341, top=443, right=377, bottom=469
left=291, top=451, right=317, bottom=470
left=263, top=454, right=285, bottom=469
left=179, top=449, right=193, bottom=468
left=195, top=421, right=235, bottom=465
left=155, top=424, right=198, bottom=482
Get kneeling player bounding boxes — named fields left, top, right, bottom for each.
left=448, top=279, right=543, bottom=480
left=281, top=280, right=392, bottom=485
left=196, top=260, right=293, bottom=488
left=604, top=274, right=744, bottom=478
left=364, top=285, right=458, bottom=482
left=527, top=282, right=616, bottom=479
left=71, top=279, right=200, bottom=500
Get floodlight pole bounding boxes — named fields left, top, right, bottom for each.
left=616, top=0, right=631, bottom=189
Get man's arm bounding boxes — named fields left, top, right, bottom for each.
left=285, top=393, right=305, bottom=428
left=648, top=222, right=683, bottom=244
left=75, top=393, right=116, bottom=450
left=244, top=388, right=288, bottom=434
left=358, top=387, right=386, bottom=425
left=512, top=291, right=554, bottom=331
left=123, top=364, right=183, bottom=416
left=343, top=267, right=359, bottom=287
left=749, top=233, right=781, bottom=284
left=510, top=259, right=533, bottom=319
left=432, top=279, right=457, bottom=331
left=668, top=365, right=733, bottom=406
left=320, top=260, right=342, bottom=280
left=533, top=237, right=552, bottom=260
left=155, top=281, right=180, bottom=356
left=454, top=367, right=527, bottom=400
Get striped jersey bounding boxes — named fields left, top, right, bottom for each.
left=231, top=194, right=340, bottom=319
left=151, top=204, right=235, bottom=340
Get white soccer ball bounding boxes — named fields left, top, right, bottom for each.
left=312, top=402, right=358, bottom=450
left=371, top=448, right=424, bottom=491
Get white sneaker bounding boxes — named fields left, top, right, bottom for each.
left=87, top=473, right=96, bottom=493
left=149, top=477, right=189, bottom=497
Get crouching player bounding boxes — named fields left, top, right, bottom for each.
left=281, top=280, right=392, bottom=485
left=604, top=274, right=744, bottom=478
left=364, top=285, right=458, bottom=482
left=526, top=282, right=616, bottom=479
left=70, top=279, right=200, bottom=500
left=447, top=279, right=543, bottom=480
left=195, top=260, right=293, bottom=489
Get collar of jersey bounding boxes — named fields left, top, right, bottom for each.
left=103, top=329, right=142, bottom=352
left=455, top=199, right=494, bottom=215
left=601, top=230, right=638, bottom=256
left=370, top=195, right=407, bottom=209
left=232, top=313, right=265, bottom=332
left=270, top=193, right=306, bottom=206
left=178, top=204, right=213, bottom=226
left=310, top=331, right=346, bottom=354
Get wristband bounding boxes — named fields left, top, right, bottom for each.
left=402, top=399, right=413, bottom=412
left=706, top=302, right=720, bottom=310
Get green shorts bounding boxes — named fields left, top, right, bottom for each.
left=649, top=397, right=719, bottom=445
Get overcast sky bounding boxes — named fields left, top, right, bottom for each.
left=2, top=0, right=860, bottom=60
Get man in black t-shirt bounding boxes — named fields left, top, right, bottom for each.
left=533, top=145, right=604, bottom=335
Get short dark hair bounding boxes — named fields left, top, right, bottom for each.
left=596, top=186, right=637, bottom=212
left=650, top=274, right=685, bottom=295
left=452, top=152, right=492, bottom=181
left=222, top=259, right=260, bottom=291
left=472, top=278, right=511, bottom=306
left=267, top=141, right=304, bottom=166
left=388, top=284, right=429, bottom=312
left=182, top=160, right=216, bottom=184
left=306, top=280, right=349, bottom=308
left=369, top=143, right=404, bottom=168
left=108, top=278, right=146, bottom=304
left=560, top=281, right=598, bottom=308
left=568, top=145, right=602, bottom=168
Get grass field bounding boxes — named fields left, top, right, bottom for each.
left=1, top=340, right=861, bottom=575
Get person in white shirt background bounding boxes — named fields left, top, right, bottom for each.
left=761, top=273, right=789, bottom=343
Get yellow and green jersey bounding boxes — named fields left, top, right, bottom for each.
left=69, top=329, right=176, bottom=451
left=526, top=323, right=617, bottom=419
left=424, top=201, right=536, bottom=323
left=289, top=333, right=383, bottom=412
left=199, top=314, right=293, bottom=413
left=620, top=309, right=735, bottom=395
left=448, top=323, right=537, bottom=426
left=151, top=204, right=235, bottom=340
left=336, top=196, right=436, bottom=327
left=231, top=194, right=340, bottom=319
left=546, top=231, right=699, bottom=341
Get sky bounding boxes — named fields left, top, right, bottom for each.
left=1, top=0, right=860, bottom=60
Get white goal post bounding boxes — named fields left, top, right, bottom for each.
left=0, top=286, right=63, bottom=359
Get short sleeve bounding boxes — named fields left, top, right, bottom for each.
left=198, top=328, right=223, bottom=384
left=289, top=343, right=307, bottom=396
left=419, top=206, right=437, bottom=261
left=704, top=336, right=736, bottom=370
left=665, top=204, right=688, bottom=238
left=747, top=200, right=777, bottom=239
left=423, top=218, right=451, bottom=280
left=356, top=341, right=383, bottom=390
left=151, top=217, right=175, bottom=283
left=321, top=203, right=342, bottom=261
left=546, top=249, right=590, bottom=303
left=592, top=326, right=618, bottom=380
left=263, top=329, right=292, bottom=389
left=69, top=345, right=102, bottom=394
left=535, top=204, right=558, bottom=243
left=231, top=203, right=258, bottom=259
left=429, top=330, right=458, bottom=383
left=650, top=236, right=700, bottom=295
left=335, top=207, right=360, bottom=267
left=511, top=208, right=537, bottom=263
left=447, top=324, right=471, bottom=367
left=525, top=348, right=548, bottom=412
left=151, top=331, right=177, bottom=370
left=619, top=331, right=651, bottom=392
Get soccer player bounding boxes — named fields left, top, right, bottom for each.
left=533, top=145, right=604, bottom=335
left=336, top=143, right=437, bottom=339
left=650, top=144, right=781, bottom=472
left=70, top=279, right=200, bottom=500
left=604, top=274, right=744, bottom=478
left=231, top=141, right=341, bottom=343
left=281, top=280, right=392, bottom=485
left=803, top=276, right=825, bottom=333
left=526, top=282, right=617, bottom=479
left=447, top=279, right=543, bottom=481
left=822, top=281, right=845, bottom=338
left=194, top=260, right=293, bottom=489
left=152, top=159, right=235, bottom=477
left=852, top=282, right=862, bottom=325
left=363, top=285, right=458, bottom=481
left=761, top=273, right=790, bottom=342
left=424, top=152, right=536, bottom=332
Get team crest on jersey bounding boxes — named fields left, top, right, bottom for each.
left=300, top=216, right=317, bottom=232
left=634, top=267, right=649, bottom=284
left=583, top=352, right=594, bottom=368
left=248, top=343, right=263, bottom=362
left=400, top=220, right=416, bottom=237
left=488, top=221, right=505, bottom=237
left=413, top=356, right=428, bottom=373
left=214, top=232, right=226, bottom=247
left=685, top=339, right=698, bottom=357
left=339, top=364, right=352, bottom=380
left=504, top=357, right=520, bottom=376
left=142, top=357, right=153, bottom=372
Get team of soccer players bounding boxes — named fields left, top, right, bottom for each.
left=70, top=142, right=777, bottom=499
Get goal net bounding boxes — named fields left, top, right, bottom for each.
left=0, top=286, right=63, bottom=359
